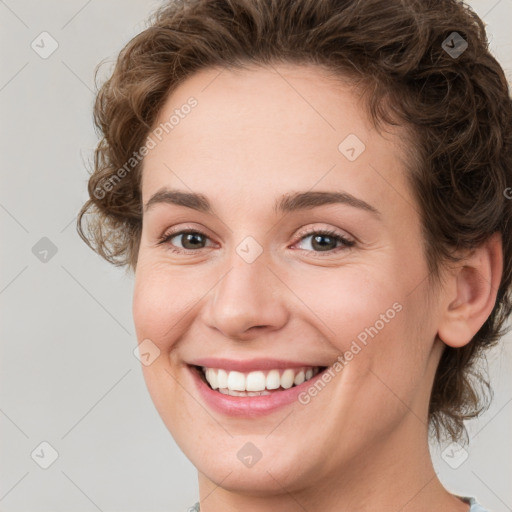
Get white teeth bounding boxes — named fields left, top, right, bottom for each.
left=217, top=369, right=228, bottom=388
left=227, top=371, right=245, bottom=391
left=280, top=369, right=295, bottom=389
left=246, top=390, right=271, bottom=396
left=266, top=369, right=281, bottom=390
left=201, top=366, right=322, bottom=393
left=205, top=368, right=218, bottom=389
left=294, top=370, right=305, bottom=386
left=246, top=371, right=266, bottom=392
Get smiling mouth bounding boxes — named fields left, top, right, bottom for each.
left=192, top=365, right=328, bottom=396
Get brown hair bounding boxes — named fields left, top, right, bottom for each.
left=77, top=0, right=512, bottom=442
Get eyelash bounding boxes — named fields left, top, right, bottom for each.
left=156, top=227, right=355, bottom=256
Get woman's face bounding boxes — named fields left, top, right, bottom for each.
left=133, top=64, right=444, bottom=494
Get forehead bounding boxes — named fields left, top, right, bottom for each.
left=140, top=63, right=412, bottom=216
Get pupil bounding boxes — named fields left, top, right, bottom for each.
left=312, top=234, right=336, bottom=251
left=183, top=233, right=205, bottom=249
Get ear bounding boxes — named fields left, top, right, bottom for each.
left=437, top=232, right=503, bottom=348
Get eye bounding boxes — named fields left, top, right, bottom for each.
left=293, top=228, right=355, bottom=254
left=157, top=226, right=355, bottom=255
left=157, top=229, right=214, bottom=253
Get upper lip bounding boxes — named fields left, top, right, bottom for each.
left=188, top=358, right=327, bottom=372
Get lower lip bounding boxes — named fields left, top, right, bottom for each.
left=188, top=365, right=326, bottom=417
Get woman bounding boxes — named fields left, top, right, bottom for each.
left=78, top=0, right=512, bottom=510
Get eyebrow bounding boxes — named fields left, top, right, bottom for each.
left=143, top=188, right=380, bottom=216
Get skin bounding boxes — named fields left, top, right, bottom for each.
left=132, top=63, right=502, bottom=512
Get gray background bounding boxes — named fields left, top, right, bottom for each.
left=0, top=1, right=511, bottom=511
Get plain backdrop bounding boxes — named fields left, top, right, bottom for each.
left=1, top=1, right=511, bottom=511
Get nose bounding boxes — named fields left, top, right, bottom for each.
left=202, top=254, right=289, bottom=340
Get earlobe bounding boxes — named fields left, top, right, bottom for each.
left=437, top=233, right=503, bottom=349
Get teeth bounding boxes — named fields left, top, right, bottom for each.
left=201, top=366, right=322, bottom=393
left=246, top=371, right=266, bottom=391
left=217, top=369, right=228, bottom=388
left=227, top=371, right=246, bottom=391
left=205, top=368, right=218, bottom=389
left=281, top=369, right=295, bottom=389
left=266, top=369, right=281, bottom=390
left=294, top=370, right=305, bottom=386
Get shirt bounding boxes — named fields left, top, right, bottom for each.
left=188, top=496, right=488, bottom=511
left=463, top=496, right=489, bottom=511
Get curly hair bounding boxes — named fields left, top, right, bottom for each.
left=77, top=0, right=512, bottom=443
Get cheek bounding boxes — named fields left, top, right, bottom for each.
left=289, top=262, right=432, bottom=391
left=132, top=262, right=201, bottom=352
left=289, top=265, right=406, bottom=350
